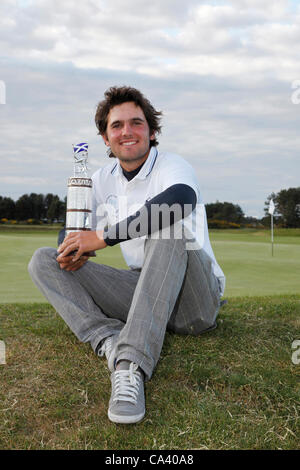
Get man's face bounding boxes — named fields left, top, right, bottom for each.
left=102, top=101, right=155, bottom=170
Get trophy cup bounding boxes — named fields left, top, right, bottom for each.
left=66, top=142, right=92, bottom=235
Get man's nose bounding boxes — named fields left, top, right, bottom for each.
left=122, top=122, right=133, bottom=135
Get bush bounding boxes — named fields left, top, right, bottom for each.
left=207, top=219, right=240, bottom=229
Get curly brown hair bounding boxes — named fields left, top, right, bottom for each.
left=95, top=86, right=162, bottom=158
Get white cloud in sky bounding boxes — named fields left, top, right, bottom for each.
left=0, top=0, right=299, bottom=217
left=2, top=0, right=300, bottom=79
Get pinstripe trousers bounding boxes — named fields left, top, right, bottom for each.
left=28, top=235, right=220, bottom=380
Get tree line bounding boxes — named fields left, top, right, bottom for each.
left=1, top=187, right=299, bottom=227
left=206, top=187, right=300, bottom=228
left=0, top=193, right=66, bottom=223
left=263, top=187, right=300, bottom=228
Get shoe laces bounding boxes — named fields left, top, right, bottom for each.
left=113, top=363, right=142, bottom=405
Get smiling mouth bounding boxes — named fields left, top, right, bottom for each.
left=121, top=141, right=138, bottom=146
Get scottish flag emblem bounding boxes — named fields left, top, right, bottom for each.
left=73, top=142, right=88, bottom=154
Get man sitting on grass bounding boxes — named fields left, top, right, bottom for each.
left=28, top=86, right=225, bottom=424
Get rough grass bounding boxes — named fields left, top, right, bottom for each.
left=0, top=296, right=299, bottom=450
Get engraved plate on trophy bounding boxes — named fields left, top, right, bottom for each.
left=66, top=142, right=92, bottom=235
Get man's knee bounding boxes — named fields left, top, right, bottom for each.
left=28, top=247, right=57, bottom=278
left=144, top=233, right=186, bottom=257
left=168, top=317, right=218, bottom=336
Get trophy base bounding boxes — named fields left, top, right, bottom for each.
left=65, top=227, right=92, bottom=235
left=65, top=249, right=96, bottom=258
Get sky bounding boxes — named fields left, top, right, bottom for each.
left=0, top=0, right=300, bottom=218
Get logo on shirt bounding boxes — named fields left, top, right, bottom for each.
left=106, top=194, right=118, bottom=208
left=105, top=195, right=119, bottom=223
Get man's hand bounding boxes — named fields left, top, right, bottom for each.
left=57, top=230, right=107, bottom=270
left=57, top=254, right=90, bottom=272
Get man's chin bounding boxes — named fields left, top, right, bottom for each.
left=119, top=156, right=143, bottom=163
left=118, top=150, right=149, bottom=164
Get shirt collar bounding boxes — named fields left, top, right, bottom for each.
left=112, top=147, right=158, bottom=180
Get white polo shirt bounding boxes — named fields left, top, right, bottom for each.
left=91, top=147, right=225, bottom=296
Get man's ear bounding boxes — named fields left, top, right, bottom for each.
left=150, top=131, right=156, bottom=141
left=101, top=133, right=109, bottom=146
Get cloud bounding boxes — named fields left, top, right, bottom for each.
left=0, top=176, right=48, bottom=185
left=0, top=0, right=299, bottom=217
left=1, top=0, right=299, bottom=79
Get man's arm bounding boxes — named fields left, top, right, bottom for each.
left=56, top=183, right=196, bottom=270
left=103, top=183, right=197, bottom=246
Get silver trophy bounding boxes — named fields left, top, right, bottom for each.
left=66, top=142, right=92, bottom=235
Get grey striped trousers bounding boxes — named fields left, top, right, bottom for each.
left=28, top=235, right=220, bottom=380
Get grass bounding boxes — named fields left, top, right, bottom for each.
left=0, top=227, right=299, bottom=449
left=0, top=227, right=299, bottom=302
left=0, top=296, right=299, bottom=450
left=209, top=230, right=300, bottom=297
left=0, top=229, right=127, bottom=303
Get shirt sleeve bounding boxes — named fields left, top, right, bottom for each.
left=103, top=183, right=197, bottom=246
left=157, top=154, right=200, bottom=198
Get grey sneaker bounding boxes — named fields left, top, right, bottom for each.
left=108, top=362, right=145, bottom=424
left=97, top=335, right=118, bottom=365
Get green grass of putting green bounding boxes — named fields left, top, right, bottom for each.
left=0, top=228, right=127, bottom=303
left=0, top=227, right=299, bottom=302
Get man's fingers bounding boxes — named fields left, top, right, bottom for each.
left=65, top=258, right=88, bottom=271
left=57, top=255, right=89, bottom=271
left=57, top=254, right=75, bottom=267
left=71, top=248, right=87, bottom=262
left=57, top=242, right=78, bottom=259
left=58, top=231, right=105, bottom=257
left=57, top=232, right=78, bottom=253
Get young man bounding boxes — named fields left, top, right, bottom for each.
left=28, top=86, right=225, bottom=424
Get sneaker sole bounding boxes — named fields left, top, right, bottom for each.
left=108, top=409, right=145, bottom=424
